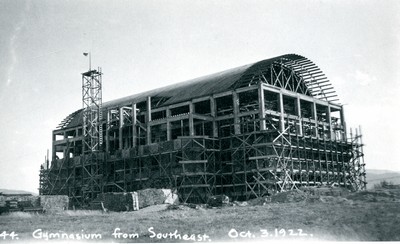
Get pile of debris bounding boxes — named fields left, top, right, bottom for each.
left=208, top=195, right=230, bottom=207
left=92, top=188, right=179, bottom=212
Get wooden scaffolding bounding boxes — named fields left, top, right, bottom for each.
left=39, top=54, right=366, bottom=207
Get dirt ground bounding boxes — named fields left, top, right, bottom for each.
left=1, top=188, right=400, bottom=242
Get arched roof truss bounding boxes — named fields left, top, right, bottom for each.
left=234, top=54, right=338, bottom=102
left=56, top=54, right=340, bottom=130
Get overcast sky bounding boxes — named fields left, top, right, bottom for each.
left=0, top=0, right=399, bottom=193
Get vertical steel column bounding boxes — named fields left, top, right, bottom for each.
left=232, top=91, right=241, bottom=135
left=296, top=96, right=303, bottom=136
left=106, top=110, right=110, bottom=153
left=312, top=101, right=318, bottom=138
left=279, top=91, right=284, bottom=132
left=210, top=97, right=218, bottom=137
left=166, top=108, right=171, bottom=140
left=52, top=132, right=57, bottom=161
left=327, top=104, right=332, bottom=140
left=189, top=102, right=195, bottom=136
left=119, top=107, right=124, bottom=149
left=340, top=105, right=347, bottom=141
left=258, top=83, right=266, bottom=131
left=146, top=96, right=151, bottom=145
left=132, top=103, right=137, bottom=147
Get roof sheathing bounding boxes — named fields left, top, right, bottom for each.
left=103, top=62, right=254, bottom=108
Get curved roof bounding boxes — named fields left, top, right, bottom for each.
left=57, top=54, right=338, bottom=130
left=104, top=62, right=253, bottom=108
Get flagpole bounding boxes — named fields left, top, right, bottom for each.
left=83, top=52, right=91, bottom=71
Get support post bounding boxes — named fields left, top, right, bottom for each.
left=313, top=101, right=318, bottom=138
left=132, top=103, right=137, bottom=147
left=340, top=105, right=347, bottom=140
left=232, top=92, right=241, bottom=134
left=166, top=109, right=171, bottom=140
left=106, top=110, right=110, bottom=153
left=296, top=96, right=303, bottom=136
left=279, top=91, right=285, bottom=132
left=119, top=107, right=124, bottom=149
left=327, top=104, right=332, bottom=140
left=258, top=84, right=266, bottom=130
left=189, top=102, right=195, bottom=136
left=146, top=96, right=151, bottom=144
left=52, top=133, right=57, bottom=160
left=210, top=97, right=218, bottom=137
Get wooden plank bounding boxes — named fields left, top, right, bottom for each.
left=252, top=142, right=276, bottom=147
left=192, top=114, right=214, bottom=121
left=180, top=172, right=214, bottom=176
left=179, top=184, right=210, bottom=188
left=178, top=160, right=208, bottom=164
left=249, top=155, right=278, bottom=160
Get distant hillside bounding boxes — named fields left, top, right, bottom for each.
left=0, top=189, right=37, bottom=196
left=366, top=169, right=400, bottom=189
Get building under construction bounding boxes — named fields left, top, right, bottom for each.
left=39, top=54, right=366, bottom=207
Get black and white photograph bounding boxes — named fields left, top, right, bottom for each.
left=0, top=0, right=399, bottom=242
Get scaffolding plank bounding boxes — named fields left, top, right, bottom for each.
left=179, top=160, right=208, bottom=164
left=179, top=184, right=210, bottom=188
left=249, top=155, right=278, bottom=160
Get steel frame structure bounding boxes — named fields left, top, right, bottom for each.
left=39, top=54, right=366, bottom=207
